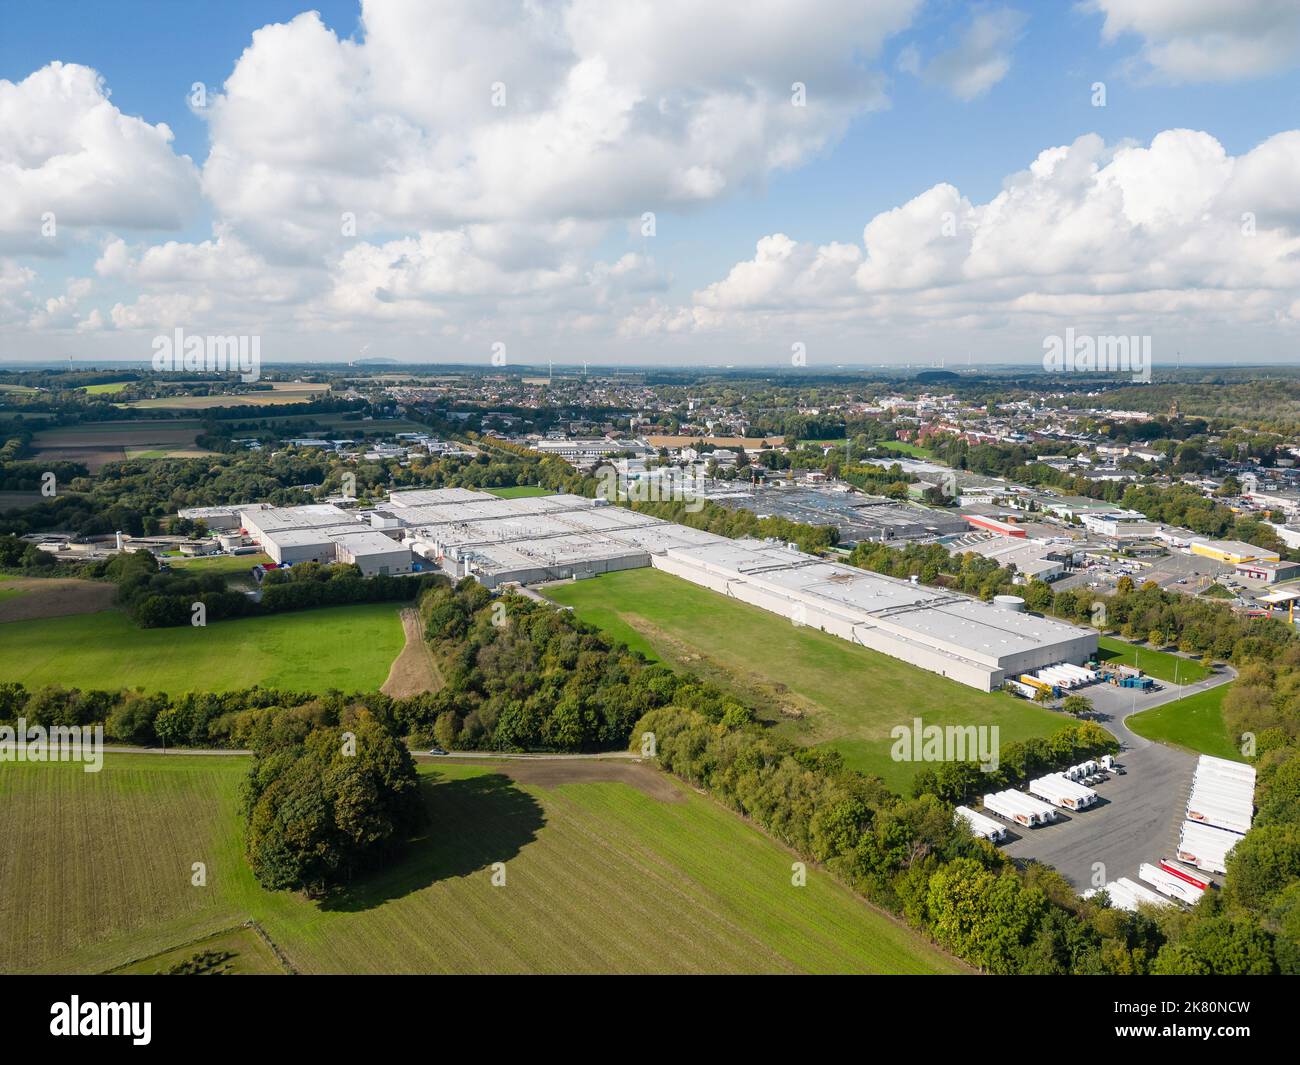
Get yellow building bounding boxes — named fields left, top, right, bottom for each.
left=1189, top=539, right=1281, bottom=565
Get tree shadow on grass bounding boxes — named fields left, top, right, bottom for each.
left=319, top=772, right=546, bottom=912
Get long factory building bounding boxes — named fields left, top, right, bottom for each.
left=192, top=487, right=1096, bottom=691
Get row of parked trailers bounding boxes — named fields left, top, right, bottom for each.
left=973, top=757, right=1120, bottom=832
left=1084, top=756, right=1254, bottom=912
left=1028, top=773, right=1098, bottom=810
left=982, top=789, right=1059, bottom=827
left=1176, top=755, right=1257, bottom=874
left=1034, top=663, right=1099, bottom=689
left=1011, top=663, right=1101, bottom=699
left=1085, top=859, right=1217, bottom=912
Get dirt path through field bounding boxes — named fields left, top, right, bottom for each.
left=0, top=578, right=117, bottom=622
left=381, top=608, right=442, bottom=697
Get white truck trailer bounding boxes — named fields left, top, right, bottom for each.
left=1059, top=663, right=1097, bottom=685
left=1193, top=766, right=1255, bottom=792
left=1185, top=793, right=1253, bottom=835
left=1010, top=790, right=1059, bottom=824
left=1037, top=666, right=1076, bottom=689
left=983, top=790, right=1057, bottom=827
left=1139, top=862, right=1205, bottom=905
left=1196, top=759, right=1255, bottom=783
left=1028, top=773, right=1098, bottom=811
left=1083, top=878, right=1175, bottom=913
left=1177, top=819, right=1243, bottom=875
left=1113, top=877, right=1177, bottom=911
left=982, top=791, right=1033, bottom=827
left=954, top=805, right=1007, bottom=843
left=1198, top=754, right=1256, bottom=784
left=1158, top=858, right=1215, bottom=892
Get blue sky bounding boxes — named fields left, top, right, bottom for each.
left=4, top=1, right=1300, bottom=366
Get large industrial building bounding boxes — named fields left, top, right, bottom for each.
left=385, top=487, right=1097, bottom=691
left=180, top=502, right=418, bottom=576
left=652, top=539, right=1095, bottom=691
left=702, top=485, right=969, bottom=545
left=179, top=487, right=1097, bottom=690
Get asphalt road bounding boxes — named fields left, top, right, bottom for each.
left=1000, top=662, right=1236, bottom=890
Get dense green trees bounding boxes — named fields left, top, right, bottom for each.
left=409, top=580, right=685, bottom=750
left=93, top=551, right=441, bottom=628
left=240, top=710, right=425, bottom=896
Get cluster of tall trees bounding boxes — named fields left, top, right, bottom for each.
left=407, top=579, right=740, bottom=751
left=97, top=549, right=437, bottom=628
left=240, top=709, right=425, bottom=896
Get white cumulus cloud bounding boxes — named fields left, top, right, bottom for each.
left=0, top=62, right=201, bottom=253
left=1090, top=0, right=1300, bottom=82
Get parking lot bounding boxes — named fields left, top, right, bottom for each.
left=1054, top=546, right=1234, bottom=597
left=998, top=666, right=1235, bottom=891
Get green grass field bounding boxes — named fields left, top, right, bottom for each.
left=1097, top=636, right=1210, bottom=684
left=545, top=568, right=1068, bottom=791
left=129, top=385, right=330, bottom=410
left=0, top=755, right=963, bottom=975
left=1127, top=684, right=1243, bottom=761
left=80, top=382, right=130, bottom=395
left=110, top=925, right=287, bottom=975
left=34, top=419, right=203, bottom=437
left=485, top=485, right=555, bottom=499
left=874, top=440, right=935, bottom=459
left=0, top=604, right=404, bottom=693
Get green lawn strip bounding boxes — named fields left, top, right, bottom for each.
left=545, top=568, right=1068, bottom=791
left=1097, top=635, right=1209, bottom=684
left=1127, top=684, right=1243, bottom=761
left=1, top=756, right=961, bottom=975
left=0, top=604, right=404, bottom=693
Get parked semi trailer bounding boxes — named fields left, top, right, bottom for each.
left=1028, top=773, right=1098, bottom=810
left=1018, top=674, right=1058, bottom=698
left=1139, top=862, right=1205, bottom=905
left=1158, top=858, right=1215, bottom=892
left=1198, top=755, right=1256, bottom=784
left=1005, top=679, right=1041, bottom=700
left=1177, top=820, right=1243, bottom=875
left=983, top=790, right=1057, bottom=827
left=1185, top=798, right=1252, bottom=836
left=1083, top=878, right=1175, bottom=913
left=954, top=805, right=1007, bottom=843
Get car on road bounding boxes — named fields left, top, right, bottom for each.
left=427, top=746, right=449, bottom=756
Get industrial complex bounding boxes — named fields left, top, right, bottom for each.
left=182, top=487, right=1098, bottom=692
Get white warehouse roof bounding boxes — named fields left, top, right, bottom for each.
left=331, top=530, right=407, bottom=557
